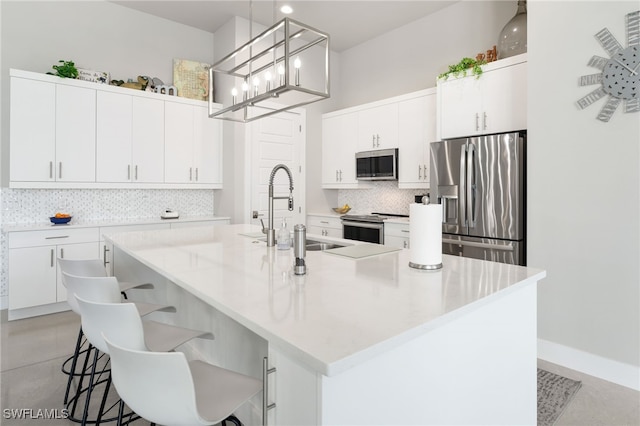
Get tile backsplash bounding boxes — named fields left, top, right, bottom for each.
left=0, top=188, right=215, bottom=299
left=338, top=181, right=427, bottom=216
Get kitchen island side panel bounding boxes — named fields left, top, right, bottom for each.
left=320, top=283, right=537, bottom=425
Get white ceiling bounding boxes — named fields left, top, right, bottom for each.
left=110, top=1, right=457, bottom=52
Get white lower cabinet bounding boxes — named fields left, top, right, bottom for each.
left=307, top=215, right=342, bottom=238
left=266, top=346, right=318, bottom=425
left=384, top=221, right=410, bottom=249
left=7, top=218, right=231, bottom=319
left=8, top=228, right=100, bottom=311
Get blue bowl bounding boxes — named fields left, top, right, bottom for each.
left=50, top=216, right=72, bottom=225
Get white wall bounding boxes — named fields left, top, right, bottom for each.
left=529, top=0, right=639, bottom=385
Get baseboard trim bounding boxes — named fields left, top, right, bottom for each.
left=538, top=338, right=640, bottom=391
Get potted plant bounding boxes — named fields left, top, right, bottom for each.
left=47, top=60, right=79, bottom=79
left=438, top=57, right=486, bottom=80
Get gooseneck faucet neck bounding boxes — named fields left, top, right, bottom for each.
left=264, top=164, right=294, bottom=247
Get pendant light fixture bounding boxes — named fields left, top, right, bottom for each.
left=208, top=1, right=330, bottom=122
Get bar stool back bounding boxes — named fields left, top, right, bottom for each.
left=105, top=335, right=262, bottom=426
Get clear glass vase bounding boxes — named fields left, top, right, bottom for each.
left=498, top=0, right=527, bottom=59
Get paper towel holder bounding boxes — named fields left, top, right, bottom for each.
left=408, top=195, right=443, bottom=270
left=409, top=261, right=443, bottom=270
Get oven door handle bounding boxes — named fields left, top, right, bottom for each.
left=341, top=220, right=384, bottom=230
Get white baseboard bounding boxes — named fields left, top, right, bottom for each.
left=538, top=338, right=640, bottom=391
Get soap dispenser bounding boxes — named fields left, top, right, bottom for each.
left=277, top=218, right=290, bottom=250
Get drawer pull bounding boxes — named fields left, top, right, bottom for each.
left=401, top=230, right=410, bottom=233
left=45, top=236, right=70, bottom=240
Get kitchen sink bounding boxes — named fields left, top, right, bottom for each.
left=305, top=239, right=346, bottom=251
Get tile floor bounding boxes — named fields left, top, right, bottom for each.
left=1, top=310, right=639, bottom=425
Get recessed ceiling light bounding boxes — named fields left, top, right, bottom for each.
left=280, top=5, right=293, bottom=14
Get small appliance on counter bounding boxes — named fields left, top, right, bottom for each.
left=161, top=209, right=179, bottom=219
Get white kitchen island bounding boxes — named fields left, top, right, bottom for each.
left=106, top=224, right=545, bottom=426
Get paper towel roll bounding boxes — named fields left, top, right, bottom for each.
left=409, top=203, right=443, bottom=269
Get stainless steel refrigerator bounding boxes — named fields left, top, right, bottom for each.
left=430, top=132, right=526, bottom=265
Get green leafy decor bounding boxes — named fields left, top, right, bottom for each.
left=438, top=57, right=486, bottom=80
left=47, top=60, right=79, bottom=79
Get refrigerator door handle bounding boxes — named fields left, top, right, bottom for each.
left=467, top=142, right=476, bottom=228
left=442, top=238, right=514, bottom=252
left=459, top=145, right=467, bottom=227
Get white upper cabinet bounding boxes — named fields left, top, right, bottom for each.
left=97, top=92, right=165, bottom=183
left=438, top=54, right=527, bottom=140
left=165, top=102, right=222, bottom=186
left=10, top=77, right=56, bottom=182
left=193, top=105, right=222, bottom=185
left=10, top=76, right=96, bottom=183
left=322, top=112, right=359, bottom=188
left=132, top=97, right=165, bottom=183
left=97, top=91, right=133, bottom=182
left=55, top=85, right=97, bottom=182
left=398, top=90, right=437, bottom=189
left=357, top=103, right=399, bottom=151
left=9, top=69, right=222, bottom=189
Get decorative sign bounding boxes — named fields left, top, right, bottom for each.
left=172, top=59, right=210, bottom=101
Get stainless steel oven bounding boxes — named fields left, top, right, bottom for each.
left=340, top=213, right=408, bottom=244
left=342, top=217, right=385, bottom=244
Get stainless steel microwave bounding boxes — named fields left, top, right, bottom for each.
left=355, top=148, right=398, bottom=181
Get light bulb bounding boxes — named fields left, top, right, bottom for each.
left=231, top=87, right=238, bottom=105
left=265, top=71, right=272, bottom=91
left=253, top=77, right=260, bottom=96
left=294, top=57, right=301, bottom=86
left=278, top=65, right=285, bottom=86
left=242, top=81, right=249, bottom=100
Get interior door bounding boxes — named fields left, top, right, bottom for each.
left=250, top=110, right=305, bottom=230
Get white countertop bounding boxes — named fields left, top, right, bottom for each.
left=106, top=224, right=545, bottom=376
left=2, top=215, right=230, bottom=233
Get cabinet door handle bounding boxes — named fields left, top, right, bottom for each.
left=339, top=170, right=342, bottom=181
left=195, top=168, right=199, bottom=182
left=135, top=165, right=138, bottom=180
left=372, top=135, right=376, bottom=147
left=262, top=357, right=276, bottom=425
left=189, top=167, right=193, bottom=181
left=58, top=162, right=62, bottom=179
left=418, top=165, right=421, bottom=179
left=475, top=113, right=480, bottom=131
left=483, top=112, right=488, bottom=130
left=376, top=134, right=380, bottom=147
left=128, top=165, right=131, bottom=180
left=45, top=235, right=69, bottom=240
left=60, top=248, right=64, bottom=258
left=103, top=244, right=110, bottom=267
left=403, top=240, right=408, bottom=248
left=50, top=249, right=54, bottom=267
left=49, top=161, right=53, bottom=179
left=423, top=165, right=427, bottom=180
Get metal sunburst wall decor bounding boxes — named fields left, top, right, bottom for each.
left=576, top=10, right=639, bottom=122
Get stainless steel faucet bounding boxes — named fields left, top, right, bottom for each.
left=262, top=164, right=294, bottom=247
